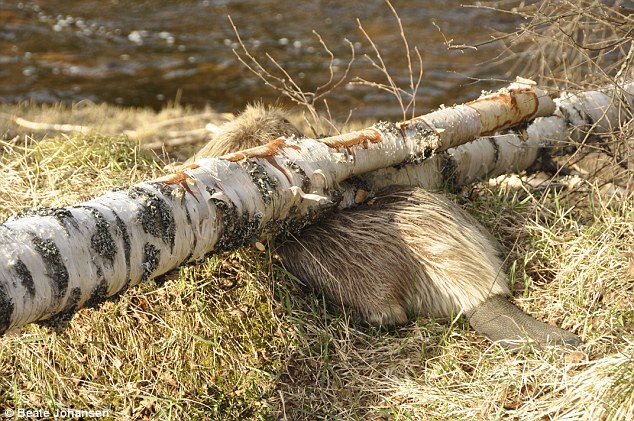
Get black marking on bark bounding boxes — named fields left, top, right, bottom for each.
left=375, top=120, right=401, bottom=138
left=128, top=186, right=176, bottom=251
left=571, top=102, right=600, bottom=144
left=488, top=137, right=500, bottom=164
left=181, top=251, right=194, bottom=266
left=244, top=160, right=277, bottom=205
left=184, top=208, right=195, bottom=251
left=13, top=259, right=35, bottom=297
left=11, top=207, right=79, bottom=234
left=76, top=206, right=117, bottom=264
left=0, top=282, right=14, bottom=335
left=208, top=199, right=262, bottom=252
left=150, top=181, right=176, bottom=198
left=85, top=279, right=109, bottom=309
left=85, top=206, right=129, bottom=307
left=397, top=145, right=435, bottom=168
left=184, top=205, right=192, bottom=226
left=110, top=210, right=131, bottom=281
left=301, top=176, right=311, bottom=193
left=391, top=121, right=437, bottom=169
left=559, top=105, right=571, bottom=123
left=267, top=205, right=311, bottom=241
left=209, top=198, right=235, bottom=252
left=440, top=155, right=460, bottom=192
left=413, top=126, right=438, bottom=147
left=0, top=224, right=12, bottom=239
left=205, top=185, right=216, bottom=196
left=285, top=161, right=310, bottom=192
left=565, top=102, right=593, bottom=131
left=184, top=206, right=198, bottom=258
left=286, top=160, right=306, bottom=177
left=576, top=103, right=593, bottom=126
left=142, top=242, right=161, bottom=281
left=37, top=286, right=82, bottom=332
left=31, top=236, right=69, bottom=300
left=268, top=191, right=340, bottom=241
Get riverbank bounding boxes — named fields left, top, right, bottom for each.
left=0, top=101, right=237, bottom=163
left=0, top=100, right=631, bottom=419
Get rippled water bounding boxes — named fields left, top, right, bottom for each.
left=0, top=0, right=523, bottom=119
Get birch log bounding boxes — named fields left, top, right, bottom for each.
left=357, top=81, right=634, bottom=195
left=0, top=80, right=629, bottom=335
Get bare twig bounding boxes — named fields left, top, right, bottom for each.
left=13, top=117, right=93, bottom=134
left=350, top=0, right=424, bottom=120
left=229, top=0, right=424, bottom=126
left=229, top=15, right=355, bottom=137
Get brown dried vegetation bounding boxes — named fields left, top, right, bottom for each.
left=0, top=0, right=632, bottom=419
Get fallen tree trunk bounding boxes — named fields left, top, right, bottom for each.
left=0, top=79, right=631, bottom=335
left=358, top=80, right=634, bottom=194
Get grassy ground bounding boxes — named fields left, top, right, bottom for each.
left=0, top=102, right=632, bottom=420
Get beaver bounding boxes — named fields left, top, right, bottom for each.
left=190, top=103, right=581, bottom=349
left=184, top=103, right=303, bottom=164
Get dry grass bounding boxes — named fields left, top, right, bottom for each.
left=0, top=102, right=632, bottom=420
left=0, top=1, right=633, bottom=417
left=0, top=102, right=233, bottom=163
left=490, top=0, right=634, bottom=91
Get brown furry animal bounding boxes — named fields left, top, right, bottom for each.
left=277, top=187, right=580, bottom=348
left=185, top=103, right=302, bottom=163
left=192, top=104, right=581, bottom=349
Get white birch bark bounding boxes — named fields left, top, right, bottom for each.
left=357, top=81, right=634, bottom=195
left=355, top=115, right=565, bottom=194
left=0, top=80, right=629, bottom=334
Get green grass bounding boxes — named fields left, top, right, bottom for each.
left=0, top=103, right=632, bottom=420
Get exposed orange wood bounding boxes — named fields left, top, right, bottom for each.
left=319, top=128, right=383, bottom=149
left=155, top=163, right=200, bottom=199
left=220, top=138, right=302, bottom=162
left=466, top=87, right=540, bottom=135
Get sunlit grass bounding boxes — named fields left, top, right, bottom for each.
left=0, top=102, right=632, bottom=420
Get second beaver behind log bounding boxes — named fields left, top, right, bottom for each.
left=190, top=103, right=581, bottom=349
left=185, top=104, right=303, bottom=164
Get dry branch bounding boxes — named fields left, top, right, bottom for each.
left=13, top=117, right=93, bottom=134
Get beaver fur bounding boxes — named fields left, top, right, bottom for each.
left=191, top=104, right=581, bottom=349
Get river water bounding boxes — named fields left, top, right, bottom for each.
left=0, top=0, right=524, bottom=120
